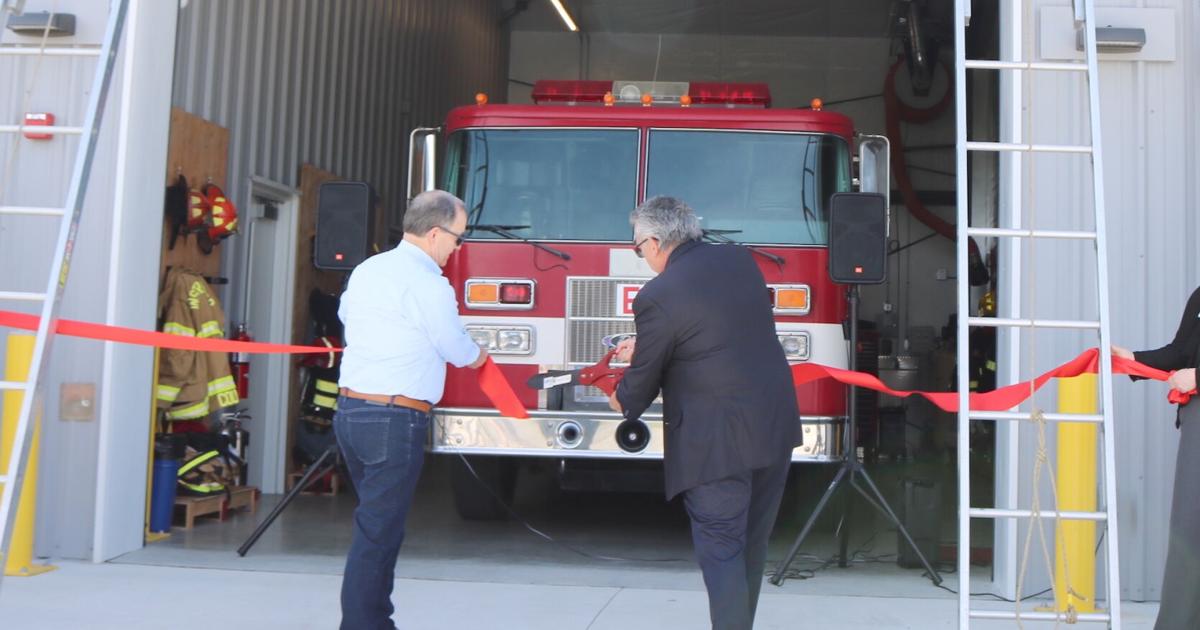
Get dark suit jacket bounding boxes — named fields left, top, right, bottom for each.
left=1134, top=285, right=1200, bottom=427
left=615, top=240, right=801, bottom=499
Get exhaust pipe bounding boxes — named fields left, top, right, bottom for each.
left=615, top=418, right=650, bottom=453
left=555, top=420, right=583, bottom=449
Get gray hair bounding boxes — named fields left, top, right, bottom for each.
left=630, top=196, right=702, bottom=249
left=404, top=190, right=465, bottom=236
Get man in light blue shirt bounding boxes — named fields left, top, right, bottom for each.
left=334, top=189, right=487, bottom=630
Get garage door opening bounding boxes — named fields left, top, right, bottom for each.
left=127, top=0, right=1005, bottom=608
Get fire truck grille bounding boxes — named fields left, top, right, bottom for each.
left=564, top=277, right=645, bottom=367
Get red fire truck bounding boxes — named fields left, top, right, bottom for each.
left=408, top=80, right=890, bottom=519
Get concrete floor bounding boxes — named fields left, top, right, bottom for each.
left=1, top=457, right=1163, bottom=628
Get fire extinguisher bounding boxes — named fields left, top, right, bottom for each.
left=231, top=323, right=251, bottom=399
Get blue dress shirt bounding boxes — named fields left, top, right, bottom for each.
left=337, top=240, right=481, bottom=403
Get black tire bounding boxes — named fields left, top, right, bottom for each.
left=450, top=455, right=517, bottom=521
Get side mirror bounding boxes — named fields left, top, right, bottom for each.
left=856, top=134, right=890, bottom=237
left=407, top=127, right=440, bottom=202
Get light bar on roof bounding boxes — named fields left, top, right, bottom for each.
left=531, top=80, right=772, bottom=108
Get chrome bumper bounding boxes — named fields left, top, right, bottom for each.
left=430, top=408, right=844, bottom=462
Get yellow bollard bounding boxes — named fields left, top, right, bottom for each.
left=1055, top=373, right=1097, bottom=612
left=1, top=334, right=56, bottom=576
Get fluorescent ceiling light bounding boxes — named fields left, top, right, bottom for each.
left=548, top=0, right=579, bottom=32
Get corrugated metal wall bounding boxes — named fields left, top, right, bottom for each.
left=171, top=0, right=508, bottom=318
left=173, top=0, right=507, bottom=226
left=1008, top=0, right=1199, bottom=601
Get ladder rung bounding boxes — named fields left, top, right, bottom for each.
left=0, top=125, right=84, bottom=136
left=967, top=227, right=1096, bottom=240
left=0, top=291, right=48, bottom=302
left=969, top=610, right=1111, bottom=623
left=0, top=205, right=66, bottom=217
left=968, top=317, right=1101, bottom=330
left=0, top=381, right=30, bottom=391
left=967, top=141, right=1092, bottom=154
left=0, top=47, right=102, bottom=58
left=970, top=508, right=1108, bottom=521
left=964, top=59, right=1088, bottom=72
left=969, top=411, right=1104, bottom=423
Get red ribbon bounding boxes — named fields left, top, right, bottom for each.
left=0, top=309, right=340, bottom=354
left=791, top=349, right=1185, bottom=413
left=477, top=358, right=530, bottom=419
left=0, top=309, right=532, bottom=418
left=562, top=347, right=1192, bottom=414
left=4, top=309, right=1191, bottom=418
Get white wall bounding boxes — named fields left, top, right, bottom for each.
left=1002, top=0, right=1198, bottom=601
left=0, top=0, right=173, bottom=560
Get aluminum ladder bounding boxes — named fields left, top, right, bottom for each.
left=0, top=0, right=129, bottom=590
left=953, top=0, right=1121, bottom=626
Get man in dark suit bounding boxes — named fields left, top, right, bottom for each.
left=609, top=196, right=801, bottom=629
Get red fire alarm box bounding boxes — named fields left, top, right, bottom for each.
left=23, top=112, right=55, bottom=140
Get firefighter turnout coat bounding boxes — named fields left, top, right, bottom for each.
left=156, top=267, right=240, bottom=420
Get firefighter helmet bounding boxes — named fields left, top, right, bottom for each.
left=202, top=183, right=238, bottom=242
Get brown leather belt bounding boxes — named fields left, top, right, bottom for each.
left=339, top=387, right=433, bottom=413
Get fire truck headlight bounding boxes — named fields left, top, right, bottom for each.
left=778, top=332, right=810, bottom=361
left=466, top=325, right=535, bottom=355
left=468, top=329, right=495, bottom=349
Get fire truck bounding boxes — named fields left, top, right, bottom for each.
left=408, top=79, right=890, bottom=519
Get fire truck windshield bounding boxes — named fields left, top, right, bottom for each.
left=445, top=128, right=640, bottom=242
left=646, top=130, right=851, bottom=246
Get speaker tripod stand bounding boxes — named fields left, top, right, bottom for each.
left=769, top=286, right=943, bottom=586
left=237, top=443, right=346, bottom=556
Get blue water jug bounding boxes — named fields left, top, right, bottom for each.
left=149, top=458, right=179, bottom=533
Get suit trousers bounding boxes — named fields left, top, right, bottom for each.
left=1154, top=400, right=1200, bottom=630
left=683, top=458, right=791, bottom=630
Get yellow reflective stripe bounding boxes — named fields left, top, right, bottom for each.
left=178, top=450, right=220, bottom=475
left=315, top=379, right=339, bottom=394
left=312, top=394, right=338, bottom=409
left=166, top=400, right=210, bottom=420
left=156, top=384, right=181, bottom=402
left=163, top=322, right=196, bottom=336
left=208, top=375, right=236, bottom=396
left=197, top=320, right=223, bottom=338
left=178, top=481, right=224, bottom=494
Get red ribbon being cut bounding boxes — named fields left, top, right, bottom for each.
left=790, top=349, right=1179, bottom=413
left=0, top=309, right=339, bottom=355
left=1, top=309, right=1188, bottom=419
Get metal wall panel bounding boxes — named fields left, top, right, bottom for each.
left=172, top=0, right=509, bottom=319
left=1007, top=0, right=1198, bottom=601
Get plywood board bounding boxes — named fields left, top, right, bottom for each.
left=160, top=107, right=229, bottom=280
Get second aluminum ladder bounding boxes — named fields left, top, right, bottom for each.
left=953, top=0, right=1122, bottom=626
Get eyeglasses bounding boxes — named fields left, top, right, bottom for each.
left=632, top=237, right=652, bottom=258
left=439, top=225, right=465, bottom=247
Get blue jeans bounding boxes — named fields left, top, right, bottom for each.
left=334, top=396, right=429, bottom=630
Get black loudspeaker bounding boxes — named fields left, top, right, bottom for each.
left=828, top=192, right=888, bottom=284
left=314, top=181, right=375, bottom=270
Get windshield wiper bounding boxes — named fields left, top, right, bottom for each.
left=701, top=229, right=785, bottom=267
left=469, top=224, right=572, bottom=261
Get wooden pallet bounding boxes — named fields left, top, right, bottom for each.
left=174, top=485, right=258, bottom=529
left=286, top=469, right=341, bottom=496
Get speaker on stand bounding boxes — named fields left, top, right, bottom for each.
left=314, top=181, right=376, bottom=271
left=771, top=192, right=942, bottom=586
left=828, top=192, right=888, bottom=284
